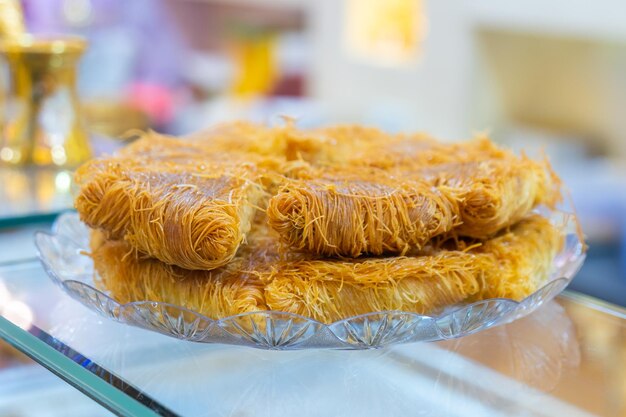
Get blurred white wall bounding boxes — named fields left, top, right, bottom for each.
left=306, top=0, right=626, bottom=140
left=308, top=0, right=474, bottom=139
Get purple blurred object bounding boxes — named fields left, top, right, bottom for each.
left=22, top=0, right=188, bottom=95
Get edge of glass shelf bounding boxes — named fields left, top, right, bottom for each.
left=0, top=211, right=63, bottom=230
left=0, top=315, right=177, bottom=416
left=561, top=290, right=626, bottom=319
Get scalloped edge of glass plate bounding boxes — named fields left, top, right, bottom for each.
left=34, top=210, right=586, bottom=350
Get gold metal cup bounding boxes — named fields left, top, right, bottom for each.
left=0, top=35, right=91, bottom=167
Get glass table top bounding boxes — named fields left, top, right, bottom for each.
left=0, top=259, right=624, bottom=417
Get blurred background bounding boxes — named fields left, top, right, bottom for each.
left=0, top=0, right=625, bottom=414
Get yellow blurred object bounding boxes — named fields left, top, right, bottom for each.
left=230, top=30, right=278, bottom=97
left=0, top=35, right=91, bottom=167
left=82, top=100, right=150, bottom=139
left=0, top=0, right=26, bottom=41
left=345, top=0, right=426, bottom=66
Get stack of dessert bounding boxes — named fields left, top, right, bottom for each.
left=74, top=122, right=563, bottom=323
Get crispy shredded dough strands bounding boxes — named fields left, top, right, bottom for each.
left=262, top=215, right=560, bottom=322
left=267, top=171, right=458, bottom=257
left=92, top=215, right=562, bottom=324
left=349, top=134, right=562, bottom=237
left=261, top=250, right=489, bottom=323
left=75, top=132, right=265, bottom=270
left=267, top=135, right=561, bottom=254
left=346, top=135, right=507, bottom=169
left=92, top=238, right=268, bottom=317
left=184, top=122, right=395, bottom=164
left=419, top=158, right=560, bottom=238
left=475, top=215, right=563, bottom=300
left=91, top=222, right=288, bottom=317
left=78, top=122, right=567, bottom=325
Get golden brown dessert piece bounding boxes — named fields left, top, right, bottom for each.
left=184, top=122, right=395, bottom=164
left=418, top=157, right=560, bottom=238
left=474, top=215, right=562, bottom=300
left=278, top=124, right=396, bottom=163
left=267, top=167, right=458, bottom=257
left=267, top=134, right=560, bottom=255
left=91, top=223, right=484, bottom=322
left=92, top=238, right=267, bottom=317
left=92, top=215, right=561, bottom=324
left=90, top=222, right=292, bottom=318
left=349, top=134, right=561, bottom=237
left=75, top=132, right=264, bottom=270
left=345, top=135, right=507, bottom=169
left=263, top=215, right=561, bottom=323
left=183, top=121, right=284, bottom=158
left=262, top=250, right=490, bottom=323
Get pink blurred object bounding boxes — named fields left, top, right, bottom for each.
left=125, top=82, right=176, bottom=126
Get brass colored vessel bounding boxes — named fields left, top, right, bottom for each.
left=0, top=36, right=91, bottom=167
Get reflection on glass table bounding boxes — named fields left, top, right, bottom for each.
left=0, top=138, right=122, bottom=229
left=0, top=167, right=74, bottom=227
left=0, top=261, right=624, bottom=417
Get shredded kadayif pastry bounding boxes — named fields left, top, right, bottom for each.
left=473, top=215, right=563, bottom=300
left=184, top=121, right=394, bottom=164
left=267, top=135, right=561, bottom=255
left=75, top=132, right=265, bottom=270
left=91, top=215, right=561, bottom=324
left=262, top=215, right=561, bottom=322
left=416, top=157, right=560, bottom=238
left=267, top=166, right=458, bottom=257
left=77, top=121, right=566, bottom=324
left=89, top=221, right=287, bottom=317
left=349, top=134, right=562, bottom=237
left=91, top=235, right=269, bottom=318
left=344, top=135, right=507, bottom=169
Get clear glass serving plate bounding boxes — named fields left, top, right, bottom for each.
left=34, top=211, right=585, bottom=350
